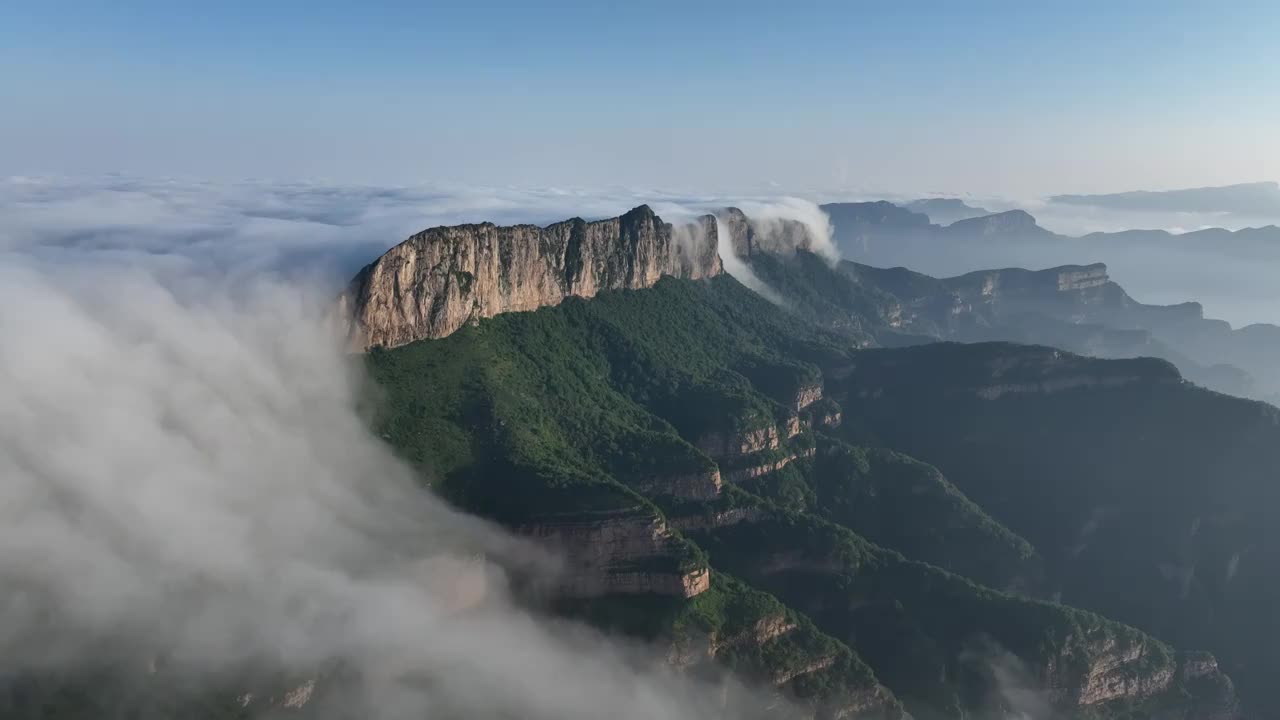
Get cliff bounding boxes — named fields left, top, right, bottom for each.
left=339, top=205, right=722, bottom=350
left=520, top=509, right=709, bottom=599
left=717, top=206, right=818, bottom=258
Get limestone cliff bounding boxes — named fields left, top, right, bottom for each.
left=520, top=509, right=709, bottom=599
left=717, top=207, right=816, bottom=258
left=339, top=206, right=722, bottom=351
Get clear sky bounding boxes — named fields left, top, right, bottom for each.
left=3, top=1, right=1277, bottom=196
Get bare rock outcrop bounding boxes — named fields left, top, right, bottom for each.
left=520, top=510, right=707, bottom=598
left=724, top=447, right=816, bottom=483
left=630, top=468, right=722, bottom=501
left=668, top=507, right=763, bottom=532
left=696, top=425, right=781, bottom=458
left=792, top=383, right=823, bottom=411
left=339, top=206, right=722, bottom=351
left=1035, top=638, right=1241, bottom=718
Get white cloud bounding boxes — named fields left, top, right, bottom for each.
left=0, top=177, right=798, bottom=718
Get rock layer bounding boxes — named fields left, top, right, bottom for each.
left=520, top=510, right=708, bottom=598
left=339, top=206, right=722, bottom=350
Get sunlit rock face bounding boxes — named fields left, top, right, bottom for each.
left=338, top=206, right=722, bottom=351
left=519, top=511, right=709, bottom=599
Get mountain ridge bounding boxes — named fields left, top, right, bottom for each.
left=338, top=205, right=722, bottom=351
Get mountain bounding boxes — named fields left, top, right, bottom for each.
left=939, top=209, right=1056, bottom=240
left=1077, top=224, right=1280, bottom=246
left=903, top=198, right=993, bottom=225
left=741, top=246, right=1280, bottom=717
left=362, top=272, right=1239, bottom=719
left=1051, top=181, right=1280, bottom=217
left=338, top=205, right=722, bottom=351
left=821, top=202, right=1280, bottom=403
left=821, top=201, right=931, bottom=233
left=40, top=204, right=1272, bottom=718
left=312, top=205, right=1277, bottom=718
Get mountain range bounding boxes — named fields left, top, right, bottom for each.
left=16, top=203, right=1279, bottom=720
left=1050, top=181, right=1280, bottom=217
left=327, top=205, right=1280, bottom=719
left=821, top=201, right=1280, bottom=404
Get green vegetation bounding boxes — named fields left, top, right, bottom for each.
left=360, top=269, right=1238, bottom=718
left=831, top=340, right=1280, bottom=716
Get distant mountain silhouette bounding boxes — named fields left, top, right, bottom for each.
left=903, top=198, right=992, bottom=225
left=1051, top=181, right=1280, bottom=216
left=939, top=209, right=1055, bottom=239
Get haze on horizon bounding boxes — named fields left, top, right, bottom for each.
left=2, top=1, right=1278, bottom=197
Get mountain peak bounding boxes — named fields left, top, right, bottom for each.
left=339, top=208, right=722, bottom=350
left=944, top=209, right=1048, bottom=237
left=819, top=201, right=932, bottom=229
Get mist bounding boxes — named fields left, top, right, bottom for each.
left=0, top=249, right=792, bottom=717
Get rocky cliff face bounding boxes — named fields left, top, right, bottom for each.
left=717, top=207, right=817, bottom=258
left=696, top=424, right=781, bottom=458
left=520, top=510, right=709, bottom=599
left=339, top=206, right=722, bottom=350
left=1039, top=638, right=1239, bottom=717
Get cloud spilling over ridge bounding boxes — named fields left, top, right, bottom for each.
left=713, top=214, right=784, bottom=303
left=732, top=198, right=839, bottom=263
left=0, top=246, right=786, bottom=717
left=1, top=176, right=839, bottom=303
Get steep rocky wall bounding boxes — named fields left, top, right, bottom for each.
left=1057, top=264, right=1109, bottom=291
left=792, top=384, right=823, bottom=411
left=1039, top=639, right=1238, bottom=716
left=1043, top=636, right=1173, bottom=706
left=630, top=468, right=722, bottom=501
left=339, top=206, right=722, bottom=351
left=717, top=207, right=816, bottom=258
left=519, top=511, right=707, bottom=599
left=668, top=507, right=763, bottom=532
left=724, top=447, right=816, bottom=483
left=696, top=425, right=781, bottom=458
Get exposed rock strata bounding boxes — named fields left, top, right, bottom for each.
left=519, top=511, right=707, bottom=598
left=724, top=447, right=816, bottom=483
left=339, top=206, right=722, bottom=351
left=668, top=507, right=763, bottom=532
left=791, top=384, right=823, bottom=411
left=774, top=656, right=837, bottom=686
left=630, top=468, right=722, bottom=500
left=696, top=425, right=781, bottom=458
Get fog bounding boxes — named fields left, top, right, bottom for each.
left=0, top=213, right=788, bottom=716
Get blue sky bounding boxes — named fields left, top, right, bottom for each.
left=3, top=1, right=1277, bottom=195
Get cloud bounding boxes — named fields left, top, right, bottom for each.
left=0, top=176, right=831, bottom=285
left=0, top=179, right=801, bottom=717
left=732, top=198, right=839, bottom=264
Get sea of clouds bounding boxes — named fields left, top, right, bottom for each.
left=0, top=175, right=813, bottom=719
